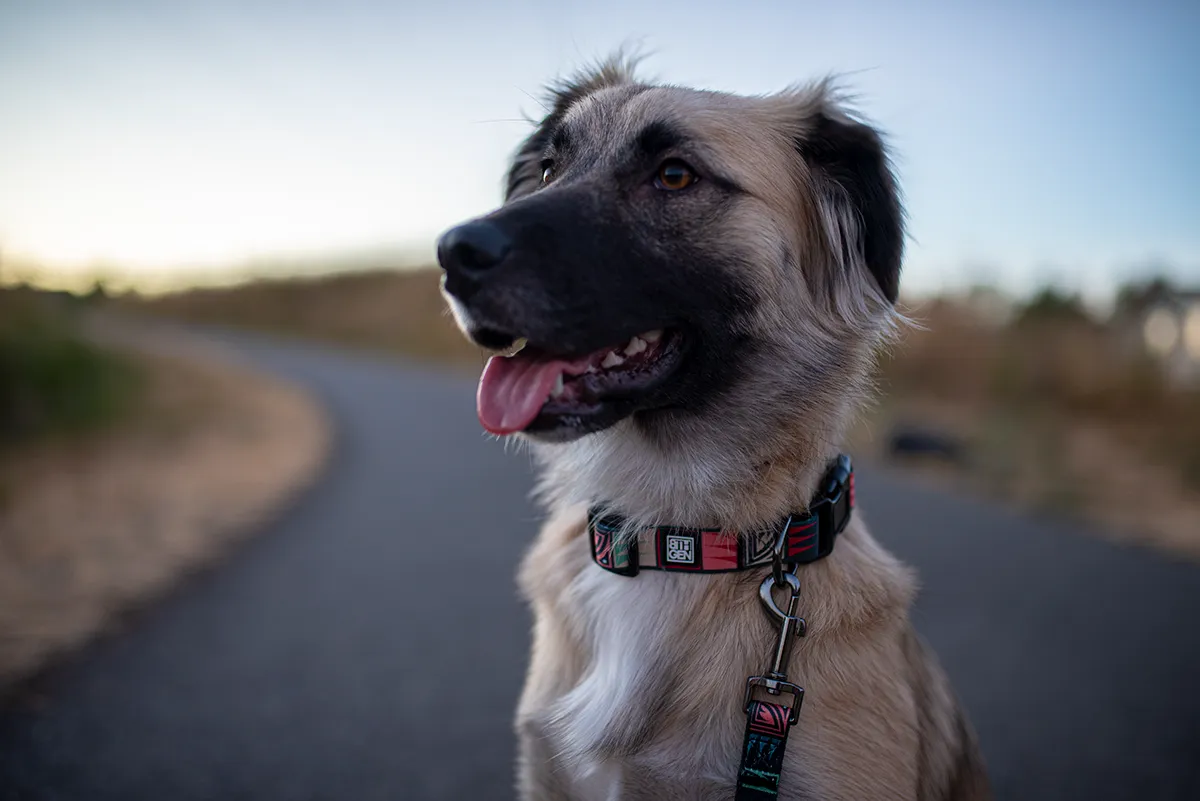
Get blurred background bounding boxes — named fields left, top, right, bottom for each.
left=1, top=1, right=1198, bottom=800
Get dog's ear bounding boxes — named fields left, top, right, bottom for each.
left=796, top=101, right=904, bottom=304
left=504, top=56, right=640, bottom=201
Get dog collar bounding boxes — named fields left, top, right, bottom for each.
left=588, top=455, right=854, bottom=577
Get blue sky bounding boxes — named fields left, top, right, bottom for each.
left=1, top=0, right=1197, bottom=298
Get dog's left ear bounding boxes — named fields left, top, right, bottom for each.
left=797, top=106, right=904, bottom=304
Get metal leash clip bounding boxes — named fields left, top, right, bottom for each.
left=743, top=572, right=806, bottom=725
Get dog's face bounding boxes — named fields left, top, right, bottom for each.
left=439, top=59, right=902, bottom=522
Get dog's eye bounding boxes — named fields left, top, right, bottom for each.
left=541, top=162, right=555, bottom=184
left=654, top=160, right=696, bottom=191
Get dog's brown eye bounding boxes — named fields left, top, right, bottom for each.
left=541, top=163, right=555, bottom=184
left=655, top=160, right=696, bottom=191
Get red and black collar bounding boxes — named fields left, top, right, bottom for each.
left=589, top=455, right=855, bottom=577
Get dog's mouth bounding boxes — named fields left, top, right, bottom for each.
left=476, top=328, right=685, bottom=438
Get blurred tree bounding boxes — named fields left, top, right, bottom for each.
left=84, top=277, right=110, bottom=304
left=1113, top=276, right=1177, bottom=321
left=1013, top=286, right=1093, bottom=327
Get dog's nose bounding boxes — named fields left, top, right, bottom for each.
left=437, top=220, right=511, bottom=276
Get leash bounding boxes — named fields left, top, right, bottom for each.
left=737, top=572, right=806, bottom=798
left=587, top=454, right=855, bottom=799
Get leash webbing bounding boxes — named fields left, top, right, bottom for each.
left=735, top=700, right=795, bottom=800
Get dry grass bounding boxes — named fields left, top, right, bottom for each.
left=852, top=298, right=1200, bottom=557
left=0, top=327, right=331, bottom=694
left=121, top=269, right=484, bottom=368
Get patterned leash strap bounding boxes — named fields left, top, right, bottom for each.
left=735, top=699, right=795, bottom=799
left=735, top=573, right=807, bottom=799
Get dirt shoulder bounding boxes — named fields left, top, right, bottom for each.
left=0, top=325, right=331, bottom=695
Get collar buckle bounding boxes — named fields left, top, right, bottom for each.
left=789, top=454, right=854, bottom=564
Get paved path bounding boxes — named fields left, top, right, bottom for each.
left=1, top=332, right=1197, bottom=800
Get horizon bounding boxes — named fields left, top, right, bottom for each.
left=2, top=0, right=1198, bottom=303
left=3, top=250, right=1188, bottom=317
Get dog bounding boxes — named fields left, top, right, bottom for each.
left=437, top=56, right=991, bottom=801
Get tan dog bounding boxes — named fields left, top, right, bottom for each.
left=437, top=56, right=991, bottom=800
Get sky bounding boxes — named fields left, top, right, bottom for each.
left=0, top=0, right=1197, bottom=298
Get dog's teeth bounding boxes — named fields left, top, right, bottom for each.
left=506, top=337, right=528, bottom=357
left=550, top=373, right=565, bottom=397
left=600, top=351, right=625, bottom=368
left=623, top=336, right=647, bottom=356
left=643, top=329, right=662, bottom=343
left=585, top=364, right=598, bottom=374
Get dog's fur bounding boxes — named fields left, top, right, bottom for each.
left=440, top=56, right=990, bottom=800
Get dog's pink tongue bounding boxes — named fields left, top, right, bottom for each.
left=477, top=353, right=567, bottom=435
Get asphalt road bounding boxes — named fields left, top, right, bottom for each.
left=1, top=332, right=1198, bottom=801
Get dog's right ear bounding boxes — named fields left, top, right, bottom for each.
left=504, top=56, right=640, bottom=201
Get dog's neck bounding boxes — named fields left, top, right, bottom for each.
left=532, top=417, right=846, bottom=531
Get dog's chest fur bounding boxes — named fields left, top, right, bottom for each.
left=516, top=506, right=932, bottom=800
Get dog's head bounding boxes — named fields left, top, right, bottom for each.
left=439, top=58, right=903, bottom=524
